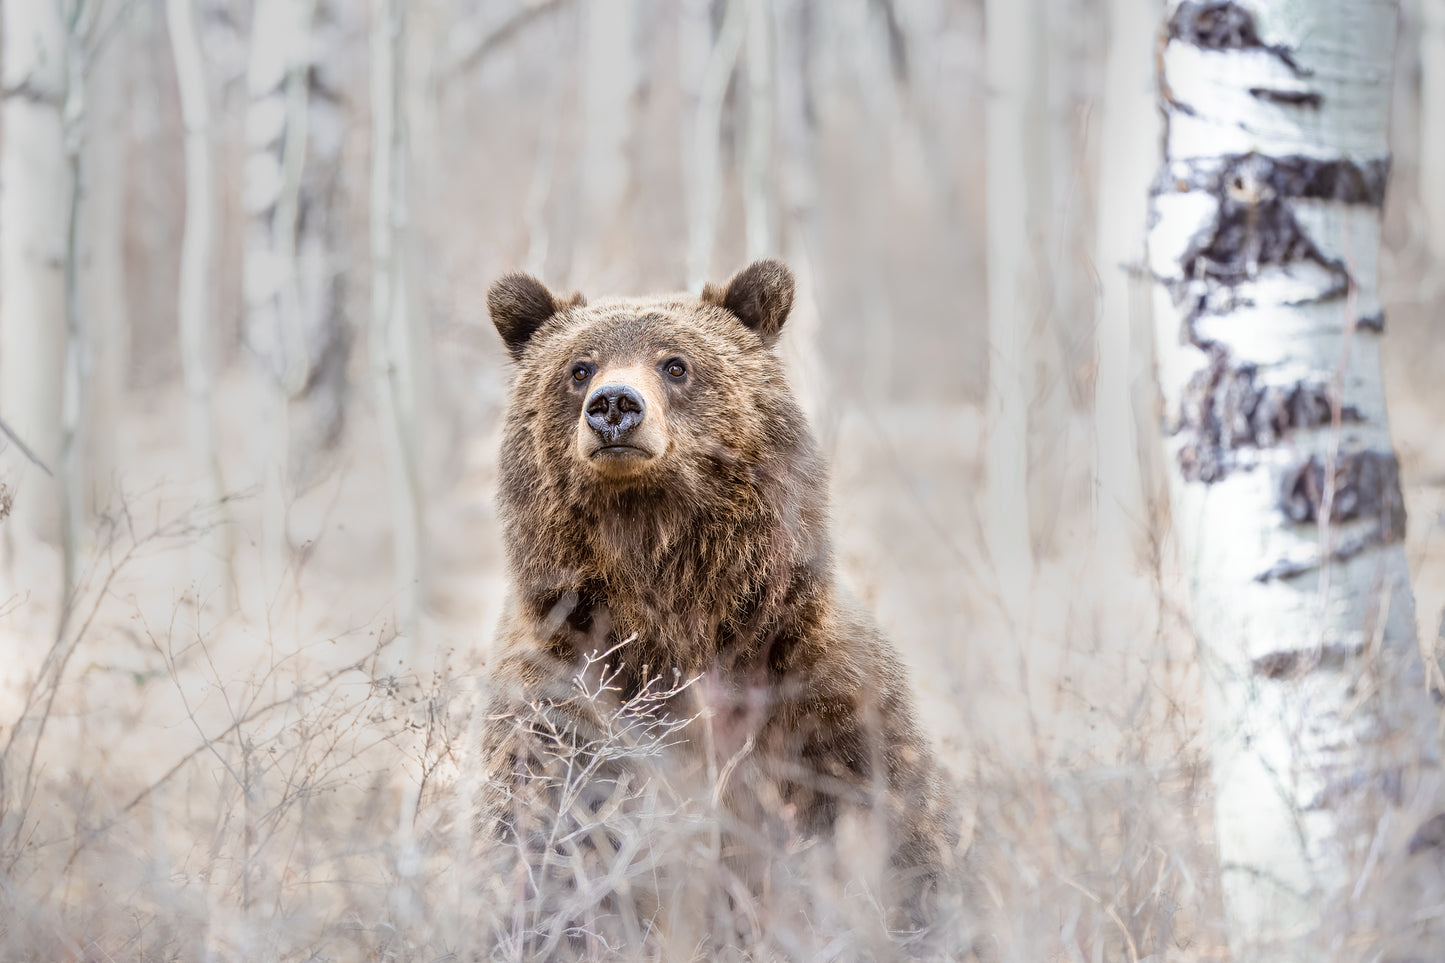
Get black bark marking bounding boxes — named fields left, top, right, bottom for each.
left=1167, top=0, right=1306, bottom=74
left=1277, top=450, right=1405, bottom=530
left=1254, top=522, right=1406, bottom=581
left=1409, top=813, right=1445, bottom=856
left=1304, top=767, right=1403, bottom=811
left=1176, top=353, right=1360, bottom=483
left=1, top=77, right=63, bottom=108
left=1248, top=87, right=1322, bottom=110
left=1249, top=451, right=1408, bottom=579
left=1357, top=311, right=1385, bottom=333
left=1162, top=154, right=1390, bottom=207
left=1155, top=154, right=1364, bottom=333
left=1252, top=642, right=1364, bottom=680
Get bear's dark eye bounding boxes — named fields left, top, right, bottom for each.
left=664, top=359, right=687, bottom=380
left=571, top=363, right=592, bottom=383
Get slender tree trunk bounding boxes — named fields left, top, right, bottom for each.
left=574, top=0, right=639, bottom=285
left=82, top=0, right=131, bottom=522
left=1150, top=2, right=1444, bottom=956
left=773, top=0, right=826, bottom=421
left=1091, top=0, right=1161, bottom=562
left=684, top=0, right=745, bottom=290
left=983, top=0, right=1045, bottom=608
left=743, top=0, right=776, bottom=261
left=370, top=0, right=425, bottom=649
left=244, top=0, right=350, bottom=578
left=1, top=1, right=69, bottom=558
left=1421, top=0, right=1445, bottom=263
left=167, top=0, right=232, bottom=602
left=58, top=1, right=94, bottom=615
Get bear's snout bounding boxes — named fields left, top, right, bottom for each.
left=574, top=365, right=667, bottom=476
left=585, top=384, right=646, bottom=443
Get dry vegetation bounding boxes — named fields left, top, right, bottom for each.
left=1, top=1, right=1444, bottom=961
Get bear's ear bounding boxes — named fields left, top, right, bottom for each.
left=487, top=272, right=586, bottom=360
left=701, top=258, right=795, bottom=347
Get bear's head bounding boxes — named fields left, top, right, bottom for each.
left=487, top=259, right=804, bottom=499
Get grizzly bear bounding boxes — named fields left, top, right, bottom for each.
left=481, top=259, right=958, bottom=951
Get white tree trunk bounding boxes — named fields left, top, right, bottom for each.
left=772, top=0, right=826, bottom=422
left=81, top=1, right=131, bottom=522
left=575, top=0, right=639, bottom=285
left=1150, top=2, right=1444, bottom=956
left=683, top=0, right=746, bottom=290
left=1091, top=0, right=1162, bottom=562
left=167, top=0, right=232, bottom=602
left=743, top=0, right=776, bottom=261
left=58, top=1, right=94, bottom=611
left=984, top=0, right=1045, bottom=607
left=244, top=0, right=349, bottom=578
left=1, top=1, right=69, bottom=552
left=370, top=0, right=425, bottom=649
left=1421, top=0, right=1445, bottom=262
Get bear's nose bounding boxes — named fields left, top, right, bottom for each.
left=585, top=384, right=646, bottom=441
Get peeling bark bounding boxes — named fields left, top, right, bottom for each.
left=1149, top=0, right=1445, bottom=958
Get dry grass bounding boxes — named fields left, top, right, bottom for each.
left=3, top=372, right=1440, bottom=961
left=0, top=496, right=1221, bottom=961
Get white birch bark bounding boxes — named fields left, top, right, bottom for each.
left=81, top=1, right=130, bottom=522
left=244, top=0, right=349, bottom=576
left=575, top=0, right=639, bottom=284
left=167, top=0, right=232, bottom=600
left=984, top=0, right=1045, bottom=607
left=1091, top=0, right=1162, bottom=562
left=58, top=1, right=94, bottom=611
left=743, top=0, right=776, bottom=261
left=1421, top=0, right=1445, bottom=262
left=370, top=0, right=425, bottom=647
left=1150, top=2, right=1445, bottom=956
left=773, top=0, right=826, bottom=422
left=1, top=1, right=69, bottom=551
left=684, top=0, right=746, bottom=290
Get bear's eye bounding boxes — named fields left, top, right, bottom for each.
left=571, top=363, right=592, bottom=383
left=664, top=359, right=687, bottom=380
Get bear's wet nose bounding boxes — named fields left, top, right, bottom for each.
left=585, top=384, right=646, bottom=441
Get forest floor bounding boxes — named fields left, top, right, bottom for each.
left=0, top=344, right=1442, bottom=959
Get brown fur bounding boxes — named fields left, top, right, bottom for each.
left=481, top=259, right=958, bottom=942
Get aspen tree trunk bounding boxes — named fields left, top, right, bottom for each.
left=81, top=0, right=131, bottom=521
left=1091, top=0, right=1161, bottom=561
left=1150, top=2, right=1445, bottom=956
left=1421, top=0, right=1445, bottom=262
left=575, top=0, right=639, bottom=284
left=983, top=0, right=1045, bottom=607
left=1, top=1, right=69, bottom=553
left=683, top=0, right=745, bottom=290
left=743, top=0, right=776, bottom=261
left=244, top=0, right=349, bottom=576
left=370, top=0, right=425, bottom=648
left=58, top=1, right=94, bottom=613
left=773, top=0, right=826, bottom=422
left=167, top=0, right=232, bottom=601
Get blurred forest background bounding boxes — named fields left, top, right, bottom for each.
left=1, top=0, right=1444, bottom=958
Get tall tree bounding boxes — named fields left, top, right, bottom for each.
left=574, top=0, right=640, bottom=285
left=1091, top=0, right=1161, bottom=561
left=243, top=0, right=350, bottom=480
left=1, top=2, right=70, bottom=560
left=167, top=0, right=232, bottom=602
left=1150, top=1, right=1444, bottom=956
left=370, top=0, right=426, bottom=648
left=984, top=0, right=1047, bottom=608
left=1421, top=0, right=1445, bottom=261
left=243, top=0, right=350, bottom=576
left=682, top=0, right=745, bottom=290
